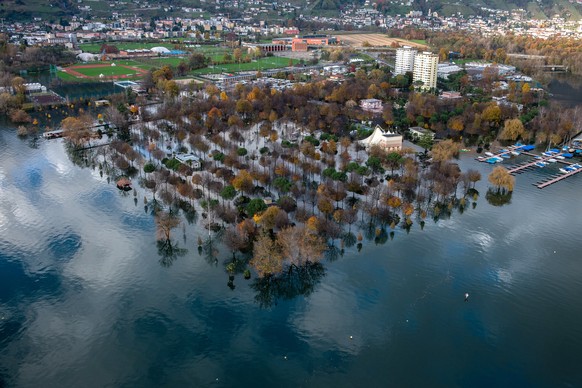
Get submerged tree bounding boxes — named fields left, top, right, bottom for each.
left=488, top=166, right=515, bottom=193
left=277, top=225, right=326, bottom=269
left=154, top=211, right=184, bottom=266
left=485, top=188, right=513, bottom=207
left=250, top=231, right=283, bottom=277
left=251, top=262, right=325, bottom=308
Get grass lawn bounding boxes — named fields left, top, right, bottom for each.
left=189, top=46, right=231, bottom=54
left=354, top=53, right=375, bottom=62
left=410, top=39, right=428, bottom=45
left=57, top=71, right=81, bottom=82
left=79, top=42, right=178, bottom=53
left=104, top=60, right=143, bottom=67
left=192, top=56, right=296, bottom=75
left=72, top=65, right=141, bottom=77
left=143, top=57, right=189, bottom=67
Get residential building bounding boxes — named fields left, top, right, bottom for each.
left=440, top=91, right=462, bottom=99
left=408, top=126, right=435, bottom=140
left=394, top=46, right=417, bottom=76
left=360, top=98, right=383, bottom=112
left=413, top=52, right=439, bottom=91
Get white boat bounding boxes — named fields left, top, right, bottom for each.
left=555, top=155, right=565, bottom=160
left=535, top=162, right=547, bottom=167
left=485, top=151, right=494, bottom=157
left=511, top=151, right=521, bottom=156
left=559, top=167, right=573, bottom=174
left=547, top=158, right=557, bottom=163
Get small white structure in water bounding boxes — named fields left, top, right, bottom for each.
left=359, top=125, right=402, bottom=152
left=175, top=153, right=201, bottom=169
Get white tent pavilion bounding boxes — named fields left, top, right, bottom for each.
left=359, top=125, right=402, bottom=152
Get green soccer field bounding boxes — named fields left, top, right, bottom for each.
left=71, top=65, right=140, bottom=77
left=192, top=56, right=297, bottom=75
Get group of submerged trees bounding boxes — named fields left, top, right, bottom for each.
left=8, top=40, right=546, bottom=304
left=56, top=69, right=503, bottom=308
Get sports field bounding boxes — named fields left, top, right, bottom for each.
left=58, top=52, right=298, bottom=80
left=193, top=56, right=297, bottom=75
left=61, top=63, right=148, bottom=80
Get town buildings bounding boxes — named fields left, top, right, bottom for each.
left=394, top=46, right=417, bottom=76
left=413, top=51, right=439, bottom=91
left=360, top=98, right=383, bottom=112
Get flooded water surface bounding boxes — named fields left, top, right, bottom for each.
left=1, top=124, right=582, bottom=387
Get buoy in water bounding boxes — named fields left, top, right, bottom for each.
left=464, top=293, right=469, bottom=302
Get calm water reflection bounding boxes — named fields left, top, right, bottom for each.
left=1, top=125, right=582, bottom=387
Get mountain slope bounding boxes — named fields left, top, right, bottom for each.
left=1, top=0, right=581, bottom=21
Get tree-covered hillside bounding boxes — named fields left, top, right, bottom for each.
left=1, top=0, right=581, bottom=21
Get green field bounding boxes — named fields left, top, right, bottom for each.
left=57, top=71, right=81, bottom=82
left=57, top=52, right=298, bottom=80
left=79, top=42, right=178, bottom=53
left=410, top=39, right=428, bottom=45
left=145, top=57, right=189, bottom=67
left=72, top=65, right=141, bottom=77
left=192, top=57, right=297, bottom=75
left=183, top=45, right=228, bottom=54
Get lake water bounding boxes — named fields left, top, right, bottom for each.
left=547, top=74, right=582, bottom=107
left=1, top=124, right=582, bottom=387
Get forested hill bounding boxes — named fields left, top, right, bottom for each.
left=1, top=0, right=581, bottom=21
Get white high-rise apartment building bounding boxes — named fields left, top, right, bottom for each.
left=413, top=51, right=439, bottom=91
left=394, top=46, right=417, bottom=76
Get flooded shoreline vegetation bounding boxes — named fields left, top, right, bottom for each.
left=56, top=84, right=491, bottom=307
left=16, top=52, right=581, bottom=305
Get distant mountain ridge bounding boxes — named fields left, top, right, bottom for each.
left=1, top=0, right=581, bottom=21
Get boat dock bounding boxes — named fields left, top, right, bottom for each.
left=505, top=151, right=567, bottom=174
left=478, top=145, right=582, bottom=189
left=535, top=167, right=582, bottom=189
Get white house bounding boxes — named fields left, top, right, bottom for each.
left=360, top=98, right=383, bottom=112
left=175, top=153, right=201, bottom=169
